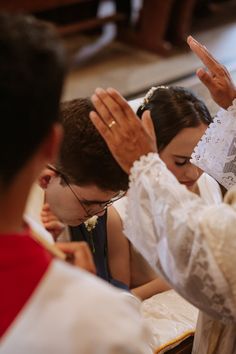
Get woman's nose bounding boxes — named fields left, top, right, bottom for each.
left=185, top=164, right=201, bottom=180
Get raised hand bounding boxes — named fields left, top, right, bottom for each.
left=187, top=36, right=236, bottom=109
left=41, top=203, right=65, bottom=240
left=90, top=87, right=157, bottom=174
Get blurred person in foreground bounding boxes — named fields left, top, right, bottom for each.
left=0, top=13, right=151, bottom=354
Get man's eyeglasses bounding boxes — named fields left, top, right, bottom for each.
left=47, top=165, right=126, bottom=218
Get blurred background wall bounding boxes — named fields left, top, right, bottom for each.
left=2, top=0, right=236, bottom=109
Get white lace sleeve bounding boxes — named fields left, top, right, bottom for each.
left=191, top=99, right=236, bottom=190
left=125, top=153, right=236, bottom=322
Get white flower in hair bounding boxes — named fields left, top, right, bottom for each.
left=141, top=85, right=169, bottom=109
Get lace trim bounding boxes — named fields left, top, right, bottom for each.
left=191, top=99, right=236, bottom=190
left=125, top=151, right=236, bottom=321
left=129, top=152, right=165, bottom=185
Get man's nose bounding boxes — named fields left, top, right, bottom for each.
left=96, top=210, right=106, bottom=217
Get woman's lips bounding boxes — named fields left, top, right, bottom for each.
left=182, top=180, right=196, bottom=187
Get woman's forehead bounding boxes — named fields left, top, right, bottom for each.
left=165, top=125, right=208, bottom=155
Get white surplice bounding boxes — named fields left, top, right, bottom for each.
left=0, top=259, right=152, bottom=354
left=124, top=101, right=236, bottom=354
left=114, top=172, right=222, bottom=352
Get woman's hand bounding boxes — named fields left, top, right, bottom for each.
left=187, top=36, right=236, bottom=109
left=90, top=87, right=157, bottom=174
left=41, top=203, right=65, bottom=240
left=57, top=242, right=96, bottom=274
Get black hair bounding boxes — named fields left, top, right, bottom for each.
left=137, top=86, right=212, bottom=151
left=0, top=13, right=66, bottom=185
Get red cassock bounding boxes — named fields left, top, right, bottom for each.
left=0, top=232, right=51, bottom=337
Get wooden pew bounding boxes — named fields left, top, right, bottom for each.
left=166, top=335, right=194, bottom=354
left=0, top=0, right=126, bottom=36
left=0, top=0, right=86, bottom=13
left=118, top=0, right=174, bottom=55
left=166, top=0, right=197, bottom=46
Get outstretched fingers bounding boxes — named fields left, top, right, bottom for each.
left=196, top=67, right=216, bottom=93
left=90, top=87, right=139, bottom=143
left=188, top=35, right=236, bottom=109
left=91, top=89, right=119, bottom=128
left=106, top=87, right=138, bottom=122
left=93, top=88, right=124, bottom=126
left=90, top=87, right=157, bottom=173
left=187, top=36, right=220, bottom=75
left=89, top=110, right=114, bottom=141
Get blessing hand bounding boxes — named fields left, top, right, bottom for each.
left=187, top=36, right=236, bottom=109
left=90, top=87, right=157, bottom=174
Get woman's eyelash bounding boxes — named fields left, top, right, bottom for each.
left=175, top=159, right=189, bottom=166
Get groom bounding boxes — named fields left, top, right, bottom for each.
left=28, top=96, right=130, bottom=289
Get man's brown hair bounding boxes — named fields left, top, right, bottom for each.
left=57, top=98, right=128, bottom=192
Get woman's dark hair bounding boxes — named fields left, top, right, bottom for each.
left=137, top=86, right=212, bottom=151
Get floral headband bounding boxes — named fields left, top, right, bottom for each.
left=140, top=85, right=169, bottom=109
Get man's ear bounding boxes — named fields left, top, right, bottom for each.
left=38, top=168, right=56, bottom=189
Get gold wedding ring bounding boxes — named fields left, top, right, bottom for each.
left=108, top=120, right=116, bottom=129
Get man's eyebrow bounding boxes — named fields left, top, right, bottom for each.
left=81, top=198, right=110, bottom=205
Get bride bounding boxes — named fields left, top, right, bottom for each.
left=114, top=85, right=223, bottom=300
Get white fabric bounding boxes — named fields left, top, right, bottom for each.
left=25, top=183, right=45, bottom=225
left=197, top=173, right=223, bottom=205
left=191, top=99, right=236, bottom=190
left=0, top=260, right=152, bottom=354
left=141, top=290, right=198, bottom=353
left=114, top=172, right=222, bottom=219
left=124, top=151, right=236, bottom=354
left=128, top=97, right=143, bottom=113
left=24, top=214, right=54, bottom=244
left=114, top=172, right=222, bottom=352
